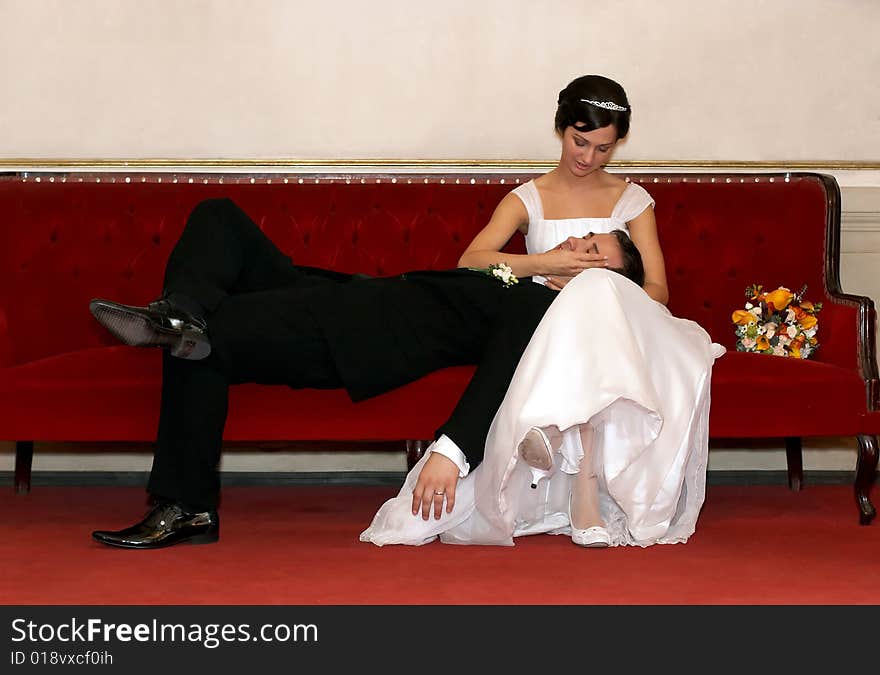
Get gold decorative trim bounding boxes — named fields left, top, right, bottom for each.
left=1, top=158, right=879, bottom=171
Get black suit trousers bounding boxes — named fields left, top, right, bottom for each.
left=147, top=199, right=555, bottom=510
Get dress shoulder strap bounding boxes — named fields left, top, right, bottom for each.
left=511, top=180, right=544, bottom=224
left=612, top=182, right=656, bottom=223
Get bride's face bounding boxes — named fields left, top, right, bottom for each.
left=560, top=124, right=618, bottom=177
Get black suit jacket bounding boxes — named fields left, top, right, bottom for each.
left=310, top=269, right=513, bottom=401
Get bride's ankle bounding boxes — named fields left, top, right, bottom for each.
left=569, top=481, right=604, bottom=530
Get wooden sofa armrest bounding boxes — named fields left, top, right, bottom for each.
left=818, top=173, right=880, bottom=411
left=825, top=290, right=879, bottom=411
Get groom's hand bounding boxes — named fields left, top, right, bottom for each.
left=411, top=453, right=460, bottom=521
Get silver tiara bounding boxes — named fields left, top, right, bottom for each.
left=581, top=99, right=627, bottom=112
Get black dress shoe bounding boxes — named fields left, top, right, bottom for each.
left=92, top=502, right=219, bottom=549
left=89, top=298, right=211, bottom=360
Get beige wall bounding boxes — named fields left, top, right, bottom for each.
left=0, top=1, right=877, bottom=475
left=1, top=0, right=879, bottom=163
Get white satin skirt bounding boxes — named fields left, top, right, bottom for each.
left=360, top=269, right=726, bottom=547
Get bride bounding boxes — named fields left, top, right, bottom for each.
left=360, top=75, right=725, bottom=548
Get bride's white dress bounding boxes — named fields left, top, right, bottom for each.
left=360, top=180, right=726, bottom=547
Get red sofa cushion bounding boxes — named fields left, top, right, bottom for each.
left=709, top=352, right=867, bottom=437
left=0, top=346, right=473, bottom=441
left=0, top=346, right=869, bottom=441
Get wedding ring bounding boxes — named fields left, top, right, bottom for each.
left=434, top=490, right=445, bottom=496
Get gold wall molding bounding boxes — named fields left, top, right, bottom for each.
left=2, top=158, right=880, bottom=171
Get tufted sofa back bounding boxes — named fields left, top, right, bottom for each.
left=0, top=172, right=848, bottom=369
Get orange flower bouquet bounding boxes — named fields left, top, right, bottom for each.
left=732, top=284, right=822, bottom=359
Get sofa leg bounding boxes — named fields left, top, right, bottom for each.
left=405, top=440, right=429, bottom=470
left=784, top=437, right=803, bottom=492
left=14, top=441, right=34, bottom=495
left=855, top=435, right=878, bottom=525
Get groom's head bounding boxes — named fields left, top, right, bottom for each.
left=561, top=231, right=645, bottom=287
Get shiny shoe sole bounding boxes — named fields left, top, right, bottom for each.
left=91, top=528, right=219, bottom=550
left=518, top=427, right=554, bottom=488
left=90, top=299, right=211, bottom=360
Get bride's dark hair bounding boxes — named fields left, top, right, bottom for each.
left=555, top=75, right=631, bottom=139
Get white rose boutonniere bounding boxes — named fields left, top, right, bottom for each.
left=469, top=262, right=519, bottom=288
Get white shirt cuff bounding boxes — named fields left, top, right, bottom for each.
left=430, top=434, right=470, bottom=478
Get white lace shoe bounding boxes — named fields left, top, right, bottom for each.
left=570, top=525, right=611, bottom=548
left=518, top=427, right=555, bottom=489
left=568, top=494, right=610, bottom=548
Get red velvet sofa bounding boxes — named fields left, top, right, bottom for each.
left=1, top=171, right=877, bottom=523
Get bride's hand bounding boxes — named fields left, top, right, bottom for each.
left=541, top=247, right=607, bottom=277
left=411, top=453, right=460, bottom=520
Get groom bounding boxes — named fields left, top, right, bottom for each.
left=89, top=198, right=643, bottom=549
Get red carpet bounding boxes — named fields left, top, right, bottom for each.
left=1, top=484, right=878, bottom=605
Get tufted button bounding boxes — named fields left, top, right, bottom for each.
left=302, top=232, right=311, bottom=245
left=122, top=268, right=134, bottom=280
left=49, top=231, right=58, bottom=243
left=675, top=266, right=686, bottom=277
left=152, top=234, right=161, bottom=246
left=703, top=300, right=712, bottom=309
left=755, top=234, right=765, bottom=245
left=351, top=231, right=359, bottom=245
left=728, top=268, right=738, bottom=278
